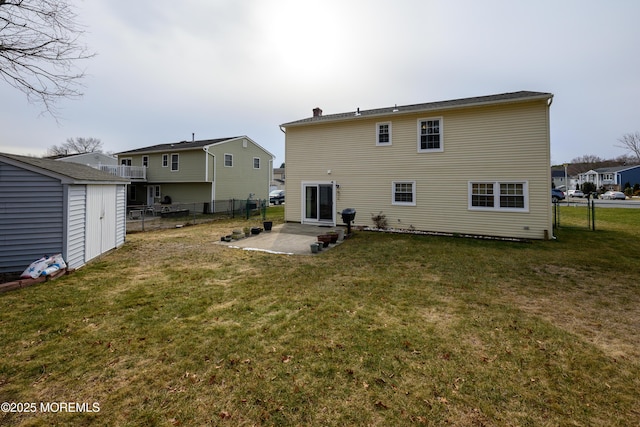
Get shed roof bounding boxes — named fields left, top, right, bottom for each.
left=0, top=153, right=130, bottom=184
left=281, top=91, right=554, bottom=127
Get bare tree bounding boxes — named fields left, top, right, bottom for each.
left=0, top=0, right=94, bottom=116
left=571, top=154, right=604, bottom=164
left=616, top=132, right=640, bottom=162
left=48, top=137, right=102, bottom=156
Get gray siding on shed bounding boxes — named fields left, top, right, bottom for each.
left=0, top=162, right=64, bottom=273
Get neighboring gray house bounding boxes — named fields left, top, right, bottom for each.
left=0, top=153, right=130, bottom=277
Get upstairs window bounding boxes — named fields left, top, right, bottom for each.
left=418, top=117, right=443, bottom=152
left=224, top=154, right=233, bottom=167
left=376, top=122, right=392, bottom=145
left=171, top=154, right=179, bottom=171
left=142, top=156, right=149, bottom=167
left=162, top=154, right=168, bottom=167
left=253, top=157, right=260, bottom=169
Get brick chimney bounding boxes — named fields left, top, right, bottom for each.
left=313, top=107, right=323, bottom=117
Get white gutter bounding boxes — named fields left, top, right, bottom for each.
left=203, top=147, right=216, bottom=203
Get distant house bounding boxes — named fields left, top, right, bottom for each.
left=551, top=167, right=579, bottom=191
left=50, top=151, right=118, bottom=167
left=115, top=136, right=274, bottom=212
left=271, top=167, right=285, bottom=191
left=0, top=153, right=129, bottom=277
left=578, top=165, right=640, bottom=191
left=281, top=91, right=555, bottom=240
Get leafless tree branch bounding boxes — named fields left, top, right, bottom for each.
left=0, top=0, right=95, bottom=117
left=47, top=136, right=102, bottom=156
left=615, top=132, right=640, bottom=162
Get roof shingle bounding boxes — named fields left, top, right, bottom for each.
left=0, top=153, right=129, bottom=183
left=281, top=91, right=553, bottom=127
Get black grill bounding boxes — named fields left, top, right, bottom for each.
left=341, top=208, right=356, bottom=235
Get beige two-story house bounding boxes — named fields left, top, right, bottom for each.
left=116, top=136, right=274, bottom=212
left=280, top=91, right=554, bottom=240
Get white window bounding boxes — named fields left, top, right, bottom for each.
left=253, top=157, right=260, bottom=169
left=224, top=154, right=233, bottom=167
left=142, top=156, right=148, bottom=167
left=171, top=153, right=179, bottom=171
left=120, top=158, right=132, bottom=166
left=417, top=117, right=443, bottom=152
left=162, top=154, right=168, bottom=167
left=376, top=122, right=392, bottom=145
left=392, top=181, right=416, bottom=206
left=469, top=181, right=528, bottom=211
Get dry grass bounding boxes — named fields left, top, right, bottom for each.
left=1, top=205, right=639, bottom=426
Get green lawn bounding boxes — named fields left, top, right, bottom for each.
left=1, top=206, right=639, bottom=426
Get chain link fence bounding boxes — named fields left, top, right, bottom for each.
left=126, top=199, right=267, bottom=233
left=553, top=195, right=640, bottom=231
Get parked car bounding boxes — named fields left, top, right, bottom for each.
left=567, top=189, right=584, bottom=198
left=269, top=190, right=285, bottom=205
left=601, top=191, right=626, bottom=200
left=551, top=189, right=565, bottom=202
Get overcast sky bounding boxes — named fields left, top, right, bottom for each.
left=1, top=0, right=639, bottom=166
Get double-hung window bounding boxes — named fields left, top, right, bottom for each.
left=224, top=154, right=233, bottom=167
left=376, top=122, right=392, bottom=145
left=469, top=181, right=528, bottom=211
left=142, top=156, right=149, bottom=167
left=170, top=154, right=179, bottom=171
left=392, top=181, right=416, bottom=206
left=418, top=117, right=443, bottom=152
left=253, top=157, right=260, bottom=169
left=162, top=154, right=168, bottom=167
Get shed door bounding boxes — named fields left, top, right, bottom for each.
left=85, top=186, right=117, bottom=262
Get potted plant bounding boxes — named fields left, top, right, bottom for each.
left=263, top=220, right=273, bottom=231
left=317, top=234, right=331, bottom=247
left=310, top=243, right=319, bottom=253
left=327, top=231, right=339, bottom=244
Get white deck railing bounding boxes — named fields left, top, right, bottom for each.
left=98, top=165, right=146, bottom=180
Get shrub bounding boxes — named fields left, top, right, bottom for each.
left=371, top=211, right=388, bottom=229
left=581, top=182, right=596, bottom=195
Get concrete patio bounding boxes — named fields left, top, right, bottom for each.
left=216, top=223, right=346, bottom=255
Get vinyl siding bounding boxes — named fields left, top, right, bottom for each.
left=285, top=100, right=552, bottom=239
left=116, top=184, right=126, bottom=247
left=131, top=151, right=208, bottom=183
left=66, top=185, right=87, bottom=269
left=0, top=162, right=64, bottom=273
left=158, top=183, right=212, bottom=204
left=211, top=138, right=272, bottom=200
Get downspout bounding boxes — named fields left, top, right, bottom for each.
left=203, top=147, right=216, bottom=206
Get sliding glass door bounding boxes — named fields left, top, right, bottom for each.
left=303, top=182, right=335, bottom=224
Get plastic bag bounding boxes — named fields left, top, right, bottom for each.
left=20, top=254, right=67, bottom=279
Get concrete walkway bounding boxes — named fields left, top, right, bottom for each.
left=216, top=223, right=346, bottom=255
